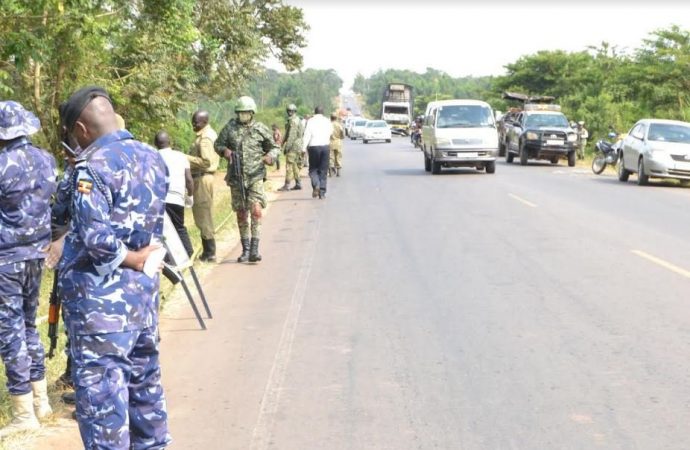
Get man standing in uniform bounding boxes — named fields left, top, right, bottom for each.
left=215, top=96, right=278, bottom=264
left=302, top=106, right=333, bottom=199
left=576, top=121, right=589, bottom=160
left=187, top=110, right=219, bottom=262
left=0, top=101, right=57, bottom=437
left=155, top=130, right=194, bottom=256
left=329, top=113, right=345, bottom=177
left=58, top=86, right=171, bottom=449
left=278, top=104, right=303, bottom=191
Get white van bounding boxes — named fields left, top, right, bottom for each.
left=422, top=99, right=499, bottom=174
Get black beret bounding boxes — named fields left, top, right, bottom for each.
left=60, top=86, right=112, bottom=131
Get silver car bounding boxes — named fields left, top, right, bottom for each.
left=618, top=119, right=690, bottom=185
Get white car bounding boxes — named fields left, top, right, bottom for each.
left=350, top=119, right=368, bottom=140
left=362, top=120, right=392, bottom=143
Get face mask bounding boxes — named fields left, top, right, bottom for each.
left=238, top=112, right=252, bottom=124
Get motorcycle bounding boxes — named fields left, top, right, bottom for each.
left=411, top=130, right=422, bottom=149
left=591, top=132, right=621, bottom=174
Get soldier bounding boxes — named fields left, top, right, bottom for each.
left=187, top=110, right=219, bottom=262
left=215, top=96, right=278, bottom=264
left=58, top=86, right=171, bottom=449
left=576, top=121, right=589, bottom=160
left=278, top=104, right=303, bottom=191
left=329, top=113, right=345, bottom=177
left=0, top=101, right=57, bottom=437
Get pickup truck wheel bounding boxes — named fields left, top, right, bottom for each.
left=519, top=145, right=528, bottom=166
left=567, top=151, right=576, bottom=167
left=637, top=158, right=649, bottom=185
left=506, top=151, right=514, bottom=163
left=618, top=153, right=630, bottom=182
left=550, top=156, right=559, bottom=164
left=485, top=161, right=496, bottom=174
left=424, top=154, right=431, bottom=172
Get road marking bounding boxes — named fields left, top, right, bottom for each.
left=508, top=193, right=537, bottom=208
left=631, top=250, right=690, bottom=279
left=250, top=214, right=321, bottom=450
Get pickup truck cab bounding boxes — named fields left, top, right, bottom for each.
left=505, top=104, right=577, bottom=166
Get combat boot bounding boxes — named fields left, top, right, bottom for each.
left=249, top=238, right=262, bottom=263
left=290, top=181, right=302, bottom=190
left=336, top=168, right=341, bottom=177
left=200, top=239, right=216, bottom=262
left=278, top=183, right=291, bottom=191
left=0, top=393, right=40, bottom=438
left=31, top=379, right=52, bottom=419
left=237, top=238, right=250, bottom=263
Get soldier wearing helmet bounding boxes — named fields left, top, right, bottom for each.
left=215, top=96, right=279, bottom=263
left=0, top=101, right=57, bottom=437
left=278, top=103, right=303, bottom=191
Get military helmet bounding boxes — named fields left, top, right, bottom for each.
left=286, top=104, right=297, bottom=112
left=235, top=96, right=257, bottom=113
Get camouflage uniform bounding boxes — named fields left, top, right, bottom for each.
left=58, top=129, right=171, bottom=449
left=330, top=120, right=345, bottom=175
left=0, top=102, right=57, bottom=402
left=214, top=118, right=279, bottom=239
left=283, top=114, right=303, bottom=185
left=187, top=125, right=218, bottom=240
left=577, top=123, right=589, bottom=160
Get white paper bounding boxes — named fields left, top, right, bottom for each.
left=143, top=246, right=167, bottom=278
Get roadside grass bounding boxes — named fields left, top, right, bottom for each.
left=0, top=164, right=280, bottom=446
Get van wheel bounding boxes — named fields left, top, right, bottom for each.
left=431, top=154, right=441, bottom=174
left=386, top=139, right=391, bottom=143
left=424, top=155, right=431, bottom=172
left=637, top=158, right=649, bottom=185
left=363, top=139, right=368, bottom=144
left=485, top=161, right=496, bottom=174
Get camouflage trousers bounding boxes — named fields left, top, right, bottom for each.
left=0, top=259, right=46, bottom=395
left=71, top=327, right=171, bottom=450
left=230, top=179, right=266, bottom=239
left=284, top=151, right=301, bottom=183
left=330, top=145, right=342, bottom=169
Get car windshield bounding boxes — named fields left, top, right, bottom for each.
left=367, top=122, right=387, bottom=128
left=647, top=123, right=690, bottom=143
left=524, top=113, right=569, bottom=128
left=355, top=120, right=367, bottom=126
left=436, top=105, right=494, bottom=128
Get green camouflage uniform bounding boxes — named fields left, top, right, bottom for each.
left=330, top=121, right=345, bottom=170
left=215, top=119, right=278, bottom=238
left=283, top=114, right=303, bottom=184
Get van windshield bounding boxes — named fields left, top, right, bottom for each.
left=436, top=105, right=494, bottom=128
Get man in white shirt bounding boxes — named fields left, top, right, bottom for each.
left=302, top=106, right=332, bottom=199
left=155, top=131, right=194, bottom=256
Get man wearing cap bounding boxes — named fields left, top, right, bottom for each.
left=58, top=86, right=171, bottom=449
left=576, top=121, right=589, bottom=160
left=278, top=104, right=303, bottom=191
left=215, top=96, right=278, bottom=264
left=0, top=101, right=57, bottom=437
left=187, top=110, right=219, bottom=262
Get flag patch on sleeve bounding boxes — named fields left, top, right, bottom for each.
left=77, top=179, right=93, bottom=194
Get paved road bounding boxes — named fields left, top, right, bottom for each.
left=159, top=137, right=690, bottom=450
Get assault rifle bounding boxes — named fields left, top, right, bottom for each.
left=230, top=149, right=246, bottom=209
left=47, top=271, right=60, bottom=358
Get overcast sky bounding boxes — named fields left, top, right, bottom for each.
left=271, top=1, right=690, bottom=93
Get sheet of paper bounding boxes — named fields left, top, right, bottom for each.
left=143, top=246, right=167, bottom=278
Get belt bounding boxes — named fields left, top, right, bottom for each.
left=192, top=172, right=215, bottom=178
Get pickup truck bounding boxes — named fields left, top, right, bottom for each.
left=505, top=104, right=577, bottom=166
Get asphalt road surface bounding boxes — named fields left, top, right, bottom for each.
left=116, top=138, right=690, bottom=449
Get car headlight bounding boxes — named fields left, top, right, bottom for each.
left=435, top=138, right=452, bottom=147
left=525, top=132, right=539, bottom=140
left=567, top=133, right=577, bottom=142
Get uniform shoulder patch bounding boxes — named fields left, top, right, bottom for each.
left=77, top=179, right=93, bottom=194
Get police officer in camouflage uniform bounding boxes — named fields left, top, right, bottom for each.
left=278, top=104, right=303, bottom=191
left=58, top=86, right=171, bottom=449
left=0, top=101, right=57, bottom=437
left=188, top=110, right=219, bottom=262
left=215, top=96, right=279, bottom=264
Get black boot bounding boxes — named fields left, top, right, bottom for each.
left=249, top=238, right=262, bottom=263
left=237, top=238, right=250, bottom=263
left=290, top=181, right=302, bottom=190
left=278, top=183, right=290, bottom=191
left=200, top=238, right=216, bottom=262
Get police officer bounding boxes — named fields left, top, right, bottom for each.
left=58, top=86, right=171, bottom=449
left=576, top=121, right=589, bottom=160
left=188, top=110, right=219, bottom=262
left=0, top=101, right=57, bottom=437
left=278, top=104, right=303, bottom=191
left=215, top=96, right=279, bottom=263
left=329, top=113, right=345, bottom=177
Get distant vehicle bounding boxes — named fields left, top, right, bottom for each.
left=381, top=83, right=414, bottom=136
left=617, top=119, right=690, bottom=185
left=350, top=119, right=369, bottom=140
left=344, top=116, right=360, bottom=137
left=362, top=120, right=392, bottom=144
left=421, top=99, right=498, bottom=175
left=497, top=108, right=521, bottom=157
left=505, top=103, right=577, bottom=166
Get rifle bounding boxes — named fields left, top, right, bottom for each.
left=47, top=271, right=60, bottom=359
left=230, top=149, right=247, bottom=210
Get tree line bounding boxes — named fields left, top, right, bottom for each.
left=353, top=25, right=690, bottom=141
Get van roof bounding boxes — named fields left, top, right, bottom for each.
left=425, top=99, right=491, bottom=114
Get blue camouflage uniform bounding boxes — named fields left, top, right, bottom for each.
left=58, top=128, right=171, bottom=449
left=0, top=101, right=57, bottom=396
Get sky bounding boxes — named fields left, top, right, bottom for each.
left=269, top=1, right=690, bottom=93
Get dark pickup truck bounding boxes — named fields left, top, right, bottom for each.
left=505, top=104, right=577, bottom=166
